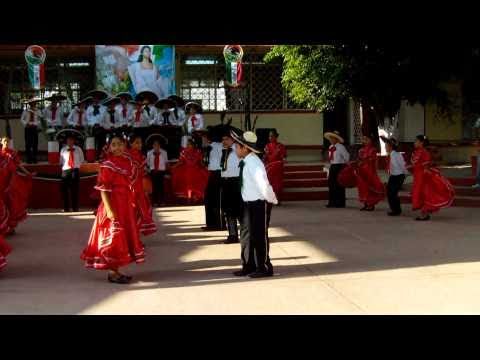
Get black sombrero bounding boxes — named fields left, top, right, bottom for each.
left=115, top=92, right=133, bottom=101
left=23, top=97, right=43, bottom=104
left=185, top=101, right=203, bottom=113
left=56, top=128, right=85, bottom=143
left=73, top=96, right=92, bottom=107
left=146, top=133, right=168, bottom=147
left=380, top=135, right=398, bottom=147
left=231, top=128, right=261, bottom=154
left=135, top=90, right=159, bottom=104
left=85, top=89, right=110, bottom=101
left=168, top=95, right=185, bottom=107
left=102, top=96, right=121, bottom=106
left=46, top=93, right=67, bottom=102
left=155, top=98, right=176, bottom=109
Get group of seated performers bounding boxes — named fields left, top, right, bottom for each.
left=325, top=130, right=455, bottom=221
left=20, top=90, right=205, bottom=163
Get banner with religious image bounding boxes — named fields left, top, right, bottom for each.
left=95, top=45, right=176, bottom=98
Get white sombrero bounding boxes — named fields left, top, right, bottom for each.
left=324, top=131, right=344, bottom=144
left=231, top=129, right=261, bottom=154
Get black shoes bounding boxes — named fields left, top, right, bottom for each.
left=326, top=204, right=345, bottom=208
left=108, top=274, right=132, bottom=284
left=233, top=269, right=253, bottom=276
left=388, top=211, right=401, bottom=216
left=248, top=271, right=274, bottom=279
left=224, top=236, right=239, bottom=244
left=361, top=205, right=375, bottom=211
left=415, top=214, right=431, bottom=221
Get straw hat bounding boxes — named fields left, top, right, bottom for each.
left=231, top=128, right=261, bottom=154
left=324, top=131, right=344, bottom=144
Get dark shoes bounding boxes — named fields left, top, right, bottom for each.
left=248, top=271, right=274, bottom=279
left=388, top=211, right=401, bottom=216
left=233, top=269, right=253, bottom=276
left=326, top=204, right=345, bottom=208
left=108, top=274, right=132, bottom=284
left=223, top=236, right=239, bottom=244
left=360, top=205, right=375, bottom=211
left=415, top=214, right=431, bottom=221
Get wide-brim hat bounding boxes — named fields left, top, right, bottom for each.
left=324, top=131, right=344, bottom=144
left=23, top=97, right=43, bottom=104
left=231, top=128, right=261, bottom=154
left=168, top=95, right=185, bottom=107
left=55, top=128, right=85, bottom=142
left=102, top=96, right=121, bottom=106
left=135, top=90, right=159, bottom=104
left=146, top=133, right=168, bottom=147
left=73, top=96, right=92, bottom=107
left=155, top=98, right=176, bottom=109
left=185, top=101, right=202, bottom=113
left=115, top=92, right=133, bottom=101
left=45, top=93, right=67, bottom=102
left=380, top=135, right=398, bottom=147
left=85, top=89, right=110, bottom=101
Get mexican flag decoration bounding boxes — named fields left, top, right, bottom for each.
left=223, top=45, right=244, bottom=87
left=25, top=45, right=46, bottom=90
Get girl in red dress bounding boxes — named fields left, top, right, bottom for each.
left=354, top=135, right=385, bottom=211
left=81, top=134, right=145, bottom=284
left=0, top=149, right=15, bottom=271
left=170, top=139, right=209, bottom=203
left=128, top=134, right=157, bottom=236
left=264, top=130, right=287, bottom=202
left=1, top=136, right=34, bottom=234
left=409, top=135, right=455, bottom=221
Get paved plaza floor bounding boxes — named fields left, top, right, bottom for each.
left=1, top=199, right=480, bottom=314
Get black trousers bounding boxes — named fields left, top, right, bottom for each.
left=387, top=174, right=405, bottom=214
left=204, top=170, right=224, bottom=229
left=24, top=126, right=38, bottom=163
left=150, top=170, right=166, bottom=205
left=240, top=200, right=273, bottom=274
left=328, top=163, right=346, bottom=207
left=93, top=127, right=106, bottom=160
left=221, top=177, right=242, bottom=238
left=61, top=169, right=80, bottom=211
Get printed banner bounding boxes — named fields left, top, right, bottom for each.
left=95, top=45, right=176, bottom=98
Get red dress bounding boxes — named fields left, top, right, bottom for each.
left=171, top=147, right=209, bottom=201
left=0, top=153, right=15, bottom=271
left=411, top=148, right=455, bottom=213
left=81, top=154, right=145, bottom=270
left=128, top=149, right=157, bottom=236
left=1, top=148, right=32, bottom=231
left=356, top=144, right=385, bottom=206
left=264, top=141, right=287, bottom=197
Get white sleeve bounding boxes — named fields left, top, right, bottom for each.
left=20, top=110, right=28, bottom=126
left=253, top=165, right=278, bottom=204
left=78, top=147, right=85, bottom=164
left=66, top=111, right=74, bottom=126
left=59, top=148, right=66, bottom=166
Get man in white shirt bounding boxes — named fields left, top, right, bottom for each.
left=154, top=99, right=177, bottom=126
left=185, top=102, right=205, bottom=135
left=59, top=133, right=85, bottom=212
left=232, top=129, right=277, bottom=278
left=20, top=98, right=43, bottom=164
left=147, top=138, right=169, bottom=206
left=67, top=97, right=90, bottom=129
left=324, top=131, right=350, bottom=208
left=201, top=129, right=225, bottom=231
left=86, top=95, right=107, bottom=160
left=220, top=129, right=242, bottom=244
left=115, top=93, right=134, bottom=129
left=383, top=136, right=408, bottom=216
left=43, top=96, right=64, bottom=130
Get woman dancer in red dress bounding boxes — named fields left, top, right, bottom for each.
left=1, top=136, right=34, bottom=234
left=354, top=135, right=385, bottom=211
left=170, top=139, right=209, bottom=203
left=0, top=148, right=15, bottom=271
left=81, top=134, right=145, bottom=284
left=409, top=135, right=455, bottom=221
left=128, top=134, right=157, bottom=236
left=264, top=130, right=287, bottom=203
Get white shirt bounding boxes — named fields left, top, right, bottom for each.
left=43, top=105, right=64, bottom=127
left=101, top=109, right=119, bottom=129
left=20, top=109, right=42, bottom=127
left=130, top=108, right=150, bottom=128
left=153, top=110, right=177, bottom=126
left=115, top=103, right=134, bottom=126
left=86, top=104, right=106, bottom=126
left=240, top=153, right=278, bottom=204
left=67, top=107, right=87, bottom=127
left=146, top=149, right=168, bottom=171
left=60, top=145, right=85, bottom=171
left=221, top=143, right=240, bottom=178
left=174, top=107, right=186, bottom=126
left=144, top=105, right=157, bottom=123
left=389, top=150, right=407, bottom=176
left=207, top=142, right=223, bottom=171
left=186, top=114, right=204, bottom=134
left=330, top=143, right=350, bottom=164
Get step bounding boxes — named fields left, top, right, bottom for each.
left=399, top=194, right=480, bottom=208
left=284, top=164, right=324, bottom=172
left=284, top=171, right=328, bottom=180
left=284, top=178, right=329, bottom=188
left=447, top=177, right=476, bottom=186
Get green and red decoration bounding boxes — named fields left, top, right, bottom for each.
left=223, top=45, right=244, bottom=87
left=25, top=45, right=46, bottom=90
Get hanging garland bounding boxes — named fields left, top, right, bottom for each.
left=24, top=45, right=46, bottom=90
left=223, top=45, right=244, bottom=87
